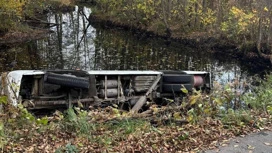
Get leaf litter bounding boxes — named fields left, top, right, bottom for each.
left=0, top=104, right=271, bottom=153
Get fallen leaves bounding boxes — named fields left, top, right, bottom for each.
left=247, top=144, right=255, bottom=150
left=264, top=142, right=272, bottom=146
left=0, top=104, right=271, bottom=152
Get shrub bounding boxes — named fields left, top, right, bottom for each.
left=242, top=75, right=272, bottom=114
left=61, top=108, right=95, bottom=135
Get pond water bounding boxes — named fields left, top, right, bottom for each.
left=0, top=6, right=268, bottom=87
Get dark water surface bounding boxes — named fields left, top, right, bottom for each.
left=0, top=6, right=268, bottom=86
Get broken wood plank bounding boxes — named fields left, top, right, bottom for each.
left=131, top=74, right=161, bottom=113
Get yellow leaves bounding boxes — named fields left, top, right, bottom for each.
left=247, top=144, right=255, bottom=150
left=0, top=96, right=7, bottom=105
left=222, top=6, right=258, bottom=37
left=173, top=112, right=182, bottom=120
left=200, top=8, right=216, bottom=26
left=152, top=107, right=159, bottom=114
left=187, top=113, right=194, bottom=123
left=36, top=116, right=49, bottom=125
left=204, top=108, right=212, bottom=115
left=189, top=94, right=201, bottom=105
left=187, top=108, right=196, bottom=123
left=231, top=6, right=244, bottom=16
left=267, top=106, right=272, bottom=114
left=180, top=85, right=188, bottom=94
left=0, top=0, right=26, bottom=16
left=136, top=3, right=145, bottom=10
left=171, top=9, right=179, bottom=15
left=264, top=7, right=269, bottom=12
left=111, top=108, right=120, bottom=116
left=0, top=0, right=29, bottom=30
left=214, top=98, right=222, bottom=105
left=221, top=22, right=228, bottom=32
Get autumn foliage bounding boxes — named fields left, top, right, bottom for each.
left=0, top=0, right=73, bottom=34
left=90, top=0, right=272, bottom=52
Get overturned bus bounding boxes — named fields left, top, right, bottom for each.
left=0, top=70, right=210, bottom=112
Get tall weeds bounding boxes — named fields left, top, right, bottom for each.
left=62, top=108, right=95, bottom=136
left=242, top=75, right=272, bottom=114
left=185, top=74, right=272, bottom=126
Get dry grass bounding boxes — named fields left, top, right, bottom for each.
left=51, top=0, right=74, bottom=6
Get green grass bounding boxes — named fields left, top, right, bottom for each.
left=243, top=75, right=272, bottom=114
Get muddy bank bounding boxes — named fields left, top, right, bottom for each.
left=0, top=30, right=49, bottom=46
left=89, top=15, right=272, bottom=68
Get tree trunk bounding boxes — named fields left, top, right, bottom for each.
left=55, top=13, right=64, bottom=69
left=257, top=18, right=263, bottom=56
left=194, top=1, right=198, bottom=29
left=182, top=0, right=188, bottom=29
left=161, top=0, right=171, bottom=36
left=216, top=0, right=222, bottom=30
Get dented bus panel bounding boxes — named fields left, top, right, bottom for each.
left=0, top=70, right=210, bottom=112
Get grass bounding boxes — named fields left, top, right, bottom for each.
left=108, top=119, right=148, bottom=135
left=61, top=108, right=94, bottom=136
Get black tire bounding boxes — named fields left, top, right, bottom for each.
left=162, top=74, right=193, bottom=84
left=162, top=84, right=193, bottom=93
left=44, top=73, right=89, bottom=89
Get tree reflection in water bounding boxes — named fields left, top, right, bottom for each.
left=0, top=5, right=264, bottom=86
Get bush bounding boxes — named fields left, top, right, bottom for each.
left=61, top=108, right=95, bottom=136
left=242, top=75, right=272, bottom=114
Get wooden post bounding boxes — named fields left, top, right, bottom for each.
left=131, top=74, right=161, bottom=113
left=32, top=75, right=42, bottom=97
left=117, top=75, right=120, bottom=99
left=105, top=75, right=107, bottom=99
